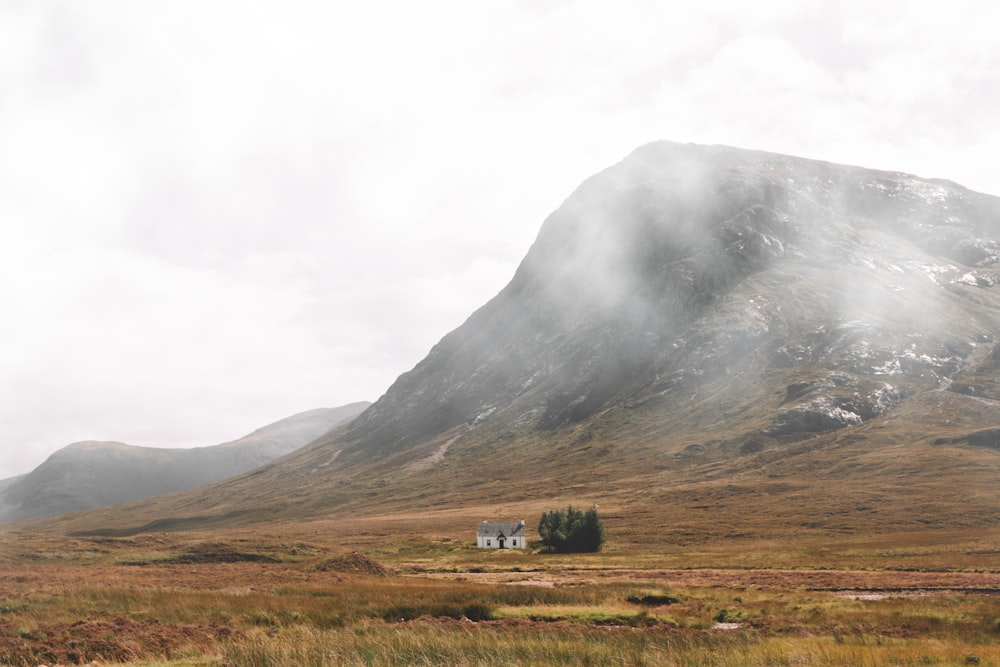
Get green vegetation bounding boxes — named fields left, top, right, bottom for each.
left=537, top=505, right=605, bottom=553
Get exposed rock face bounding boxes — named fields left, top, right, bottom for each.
left=336, top=142, right=1000, bottom=461
left=947, top=339, right=1000, bottom=400
left=0, top=402, right=369, bottom=522
left=767, top=375, right=901, bottom=436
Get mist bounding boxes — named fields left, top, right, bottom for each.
left=337, top=141, right=1000, bottom=462
left=3, top=1, right=1000, bottom=480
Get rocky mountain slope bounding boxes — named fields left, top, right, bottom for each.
left=0, top=403, right=368, bottom=522
left=32, top=143, right=1000, bottom=540
left=344, top=143, right=1000, bottom=449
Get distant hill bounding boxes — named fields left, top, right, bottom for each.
left=0, top=403, right=369, bottom=522
left=31, top=143, right=1000, bottom=542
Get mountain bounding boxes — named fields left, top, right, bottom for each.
left=34, top=143, right=1000, bottom=540
left=0, top=403, right=369, bottom=522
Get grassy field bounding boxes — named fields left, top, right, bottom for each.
left=1, top=525, right=999, bottom=666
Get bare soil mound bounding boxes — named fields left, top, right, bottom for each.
left=169, top=541, right=279, bottom=564
left=314, top=551, right=391, bottom=576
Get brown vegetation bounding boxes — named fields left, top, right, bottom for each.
left=1, top=525, right=999, bottom=665
left=313, top=550, right=391, bottom=576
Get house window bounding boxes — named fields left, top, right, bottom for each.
left=512, top=539, right=517, bottom=547
left=487, top=539, right=491, bottom=546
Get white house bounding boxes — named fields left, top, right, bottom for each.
left=477, top=519, right=526, bottom=549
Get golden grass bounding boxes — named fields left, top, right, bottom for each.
left=1, top=526, right=999, bottom=667
left=219, top=626, right=1000, bottom=667
left=1, top=519, right=1000, bottom=664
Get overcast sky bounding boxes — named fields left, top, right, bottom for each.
left=2, top=1, right=999, bottom=479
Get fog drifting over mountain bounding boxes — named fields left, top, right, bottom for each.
left=2, top=1, right=1000, bottom=479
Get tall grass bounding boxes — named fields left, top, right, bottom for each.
left=2, top=551, right=999, bottom=667
left=219, top=622, right=1000, bottom=667
left=222, top=622, right=709, bottom=667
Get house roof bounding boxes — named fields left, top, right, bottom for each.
left=477, top=521, right=525, bottom=538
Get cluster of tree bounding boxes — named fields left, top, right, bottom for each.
left=537, top=505, right=605, bottom=553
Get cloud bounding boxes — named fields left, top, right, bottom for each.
left=2, top=1, right=1000, bottom=478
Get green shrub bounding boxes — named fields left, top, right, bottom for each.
left=538, top=505, right=605, bottom=553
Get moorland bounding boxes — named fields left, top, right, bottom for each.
left=2, top=513, right=999, bottom=666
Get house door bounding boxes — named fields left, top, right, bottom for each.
left=498, top=537, right=506, bottom=549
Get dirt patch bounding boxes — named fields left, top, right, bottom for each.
left=836, top=588, right=1000, bottom=600
left=0, top=616, right=239, bottom=666
left=312, top=448, right=343, bottom=472
left=168, top=542, right=280, bottom=564
left=405, top=433, right=462, bottom=471
left=314, top=551, right=392, bottom=576
left=627, top=593, right=681, bottom=606
left=712, top=621, right=741, bottom=630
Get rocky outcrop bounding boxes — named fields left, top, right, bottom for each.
left=947, top=341, right=1000, bottom=400
left=767, top=376, right=901, bottom=435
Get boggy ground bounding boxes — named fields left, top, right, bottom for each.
left=1, top=527, right=999, bottom=666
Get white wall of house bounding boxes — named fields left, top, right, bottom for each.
left=477, top=520, right=527, bottom=549
left=477, top=534, right=527, bottom=549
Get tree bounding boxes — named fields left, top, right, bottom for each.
left=538, top=505, right=605, bottom=553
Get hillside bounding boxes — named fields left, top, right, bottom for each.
left=32, top=142, right=1000, bottom=542
left=0, top=402, right=369, bottom=522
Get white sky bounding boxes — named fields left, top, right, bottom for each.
left=2, top=0, right=999, bottom=479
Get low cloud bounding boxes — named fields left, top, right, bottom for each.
left=1, top=1, right=999, bottom=477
